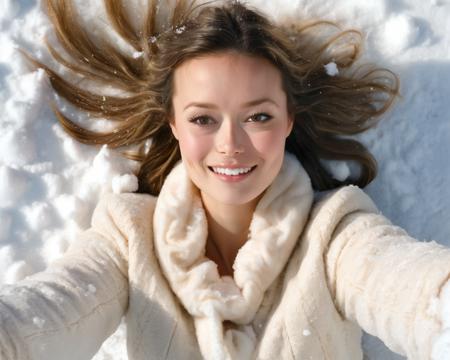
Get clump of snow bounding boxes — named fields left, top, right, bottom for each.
left=303, top=329, right=311, bottom=336
left=6, top=68, right=47, bottom=108
left=0, top=33, right=18, bottom=63
left=32, top=316, right=46, bottom=328
left=41, top=173, right=64, bottom=198
left=0, top=0, right=20, bottom=25
left=22, top=201, right=53, bottom=231
left=132, top=51, right=144, bottom=59
left=80, top=145, right=139, bottom=198
left=378, top=15, right=420, bottom=55
left=0, top=246, right=15, bottom=284
left=323, top=160, right=351, bottom=182
left=4, top=261, right=32, bottom=284
left=324, top=62, right=339, bottom=76
left=0, top=128, right=37, bottom=166
left=54, top=194, right=89, bottom=226
left=0, top=209, right=12, bottom=242
left=57, top=131, right=89, bottom=162
left=175, top=25, right=186, bottom=34
left=0, top=166, right=28, bottom=207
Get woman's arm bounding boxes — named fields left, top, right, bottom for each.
left=0, top=195, right=131, bottom=360
left=326, top=209, right=450, bottom=359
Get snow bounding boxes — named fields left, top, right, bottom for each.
left=324, top=62, right=339, bottom=76
left=0, top=166, right=28, bottom=207
left=324, top=160, right=350, bottom=181
left=33, top=316, right=46, bottom=329
left=132, top=51, right=144, bottom=59
left=1, top=0, right=450, bottom=359
left=175, top=25, right=186, bottom=34
left=379, top=15, right=420, bottom=55
left=87, top=284, right=97, bottom=294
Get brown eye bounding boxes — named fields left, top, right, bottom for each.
left=248, top=113, right=273, bottom=123
left=189, top=116, right=215, bottom=126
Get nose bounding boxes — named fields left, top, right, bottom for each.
left=215, top=119, right=245, bottom=155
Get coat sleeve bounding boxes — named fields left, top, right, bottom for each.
left=325, top=189, right=450, bottom=360
left=0, top=194, right=134, bottom=360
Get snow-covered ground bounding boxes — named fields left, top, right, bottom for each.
left=1, top=0, right=449, bottom=359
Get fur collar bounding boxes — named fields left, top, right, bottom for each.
left=153, top=153, right=313, bottom=359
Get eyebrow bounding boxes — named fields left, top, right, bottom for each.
left=183, top=97, right=279, bottom=111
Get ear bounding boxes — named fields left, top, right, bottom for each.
left=169, top=119, right=179, bottom=140
left=286, top=114, right=294, bottom=137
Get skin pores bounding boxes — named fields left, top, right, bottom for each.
left=170, top=51, right=293, bottom=220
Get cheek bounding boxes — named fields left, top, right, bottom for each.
left=178, top=132, right=212, bottom=162
left=250, top=128, right=287, bottom=156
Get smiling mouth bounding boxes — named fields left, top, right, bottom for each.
left=208, top=165, right=257, bottom=176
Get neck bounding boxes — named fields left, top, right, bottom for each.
left=201, top=192, right=262, bottom=275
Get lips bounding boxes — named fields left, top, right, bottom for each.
left=208, top=165, right=257, bottom=176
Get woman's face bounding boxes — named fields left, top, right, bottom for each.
left=170, top=51, right=293, bottom=207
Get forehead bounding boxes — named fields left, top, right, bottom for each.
left=172, top=52, right=285, bottom=105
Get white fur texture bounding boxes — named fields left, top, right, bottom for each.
left=153, top=153, right=313, bottom=359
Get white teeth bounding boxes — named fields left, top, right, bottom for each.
left=212, top=167, right=253, bottom=176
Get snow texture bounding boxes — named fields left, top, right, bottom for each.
left=324, top=62, right=339, bottom=76
left=1, top=0, right=450, bottom=359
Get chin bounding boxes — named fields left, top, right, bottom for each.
left=215, top=190, right=264, bottom=207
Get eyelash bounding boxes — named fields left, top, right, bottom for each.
left=188, top=112, right=273, bottom=126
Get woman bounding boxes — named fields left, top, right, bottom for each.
left=1, top=0, right=450, bottom=359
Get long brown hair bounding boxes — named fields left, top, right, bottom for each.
left=28, top=0, right=399, bottom=195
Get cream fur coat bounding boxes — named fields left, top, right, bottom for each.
left=1, top=153, right=450, bottom=360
